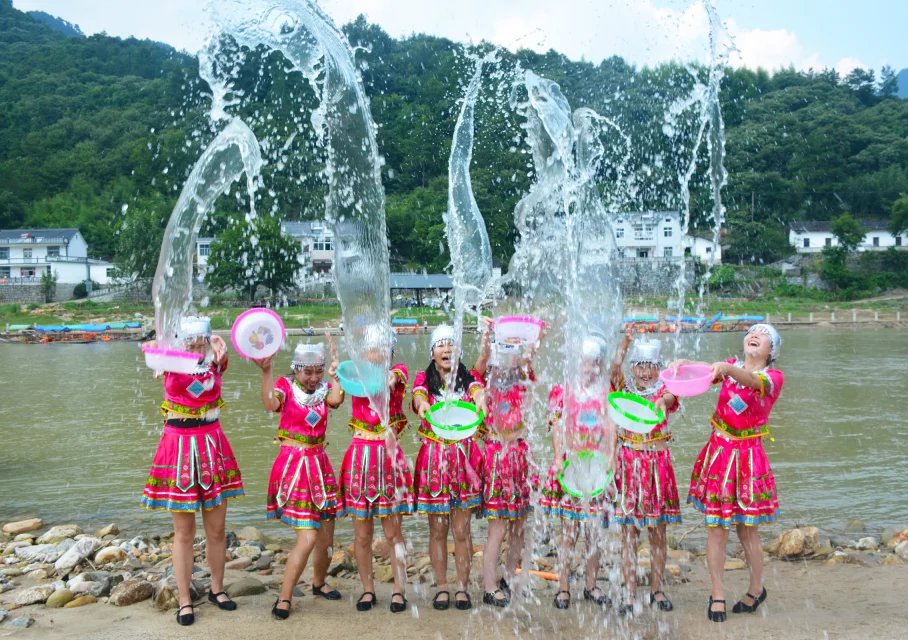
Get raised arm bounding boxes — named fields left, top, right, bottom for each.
left=325, top=359, right=345, bottom=408
left=610, top=326, right=633, bottom=390
left=252, top=355, right=282, bottom=412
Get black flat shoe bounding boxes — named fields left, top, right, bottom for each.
left=553, top=590, right=571, bottom=610
left=583, top=587, right=612, bottom=607
left=208, top=590, right=237, bottom=611
left=356, top=591, right=377, bottom=612
left=650, top=590, right=674, bottom=612
left=618, top=601, right=635, bottom=616
left=707, top=596, right=726, bottom=623
left=732, top=587, right=767, bottom=613
left=312, top=583, right=342, bottom=600
left=454, top=590, right=472, bottom=610
left=432, top=590, right=450, bottom=610
left=271, top=598, right=291, bottom=620
left=176, top=604, right=194, bottom=626
left=498, top=577, right=511, bottom=596
left=483, top=590, right=509, bottom=608
left=390, top=592, right=408, bottom=613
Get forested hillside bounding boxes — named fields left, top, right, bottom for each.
left=2, top=0, right=907, bottom=275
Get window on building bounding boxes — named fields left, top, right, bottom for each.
left=825, top=237, right=832, bottom=247
left=0, top=267, right=9, bottom=278
left=633, top=224, right=654, bottom=241
left=705, top=247, right=712, bottom=254
left=663, top=227, right=672, bottom=238
left=314, top=239, right=333, bottom=251
left=22, top=268, right=35, bottom=277
left=0, top=247, right=8, bottom=260
left=23, top=248, right=32, bottom=259
left=897, top=236, right=903, bottom=247
left=106, top=267, right=115, bottom=278
left=47, top=245, right=60, bottom=258
left=637, top=249, right=649, bottom=258
left=616, top=227, right=625, bottom=238
left=873, top=236, right=879, bottom=247
left=198, top=244, right=210, bottom=257
left=663, top=247, right=673, bottom=257
left=803, top=238, right=810, bottom=248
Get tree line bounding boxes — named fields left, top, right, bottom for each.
left=2, top=2, right=907, bottom=299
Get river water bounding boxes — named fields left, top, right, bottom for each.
left=1, top=329, right=905, bottom=546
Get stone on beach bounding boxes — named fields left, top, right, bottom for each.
left=63, top=594, right=97, bottom=608
left=2, top=519, right=43, bottom=536
left=54, top=537, right=102, bottom=575
left=37, top=524, right=82, bottom=545
left=68, top=572, right=116, bottom=597
left=14, top=544, right=61, bottom=564
left=894, top=541, right=908, bottom=561
left=14, top=584, right=54, bottom=606
left=108, top=579, right=154, bottom=606
left=232, top=545, right=262, bottom=560
left=769, top=526, right=829, bottom=559
left=226, top=576, right=266, bottom=597
left=225, top=557, right=253, bottom=571
left=94, top=546, right=127, bottom=565
left=885, top=528, right=908, bottom=548
left=45, top=588, right=75, bottom=608
left=152, top=576, right=204, bottom=611
left=95, top=524, right=119, bottom=538
left=236, top=526, right=264, bottom=542
left=6, top=615, right=34, bottom=629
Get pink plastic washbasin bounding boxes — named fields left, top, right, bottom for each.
left=659, top=363, right=714, bottom=397
left=141, top=344, right=202, bottom=374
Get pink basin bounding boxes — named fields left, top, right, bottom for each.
left=659, top=363, right=714, bottom=397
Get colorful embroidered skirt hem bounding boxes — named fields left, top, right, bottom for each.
left=340, top=437, right=415, bottom=519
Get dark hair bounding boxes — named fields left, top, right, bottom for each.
left=425, top=360, right=475, bottom=398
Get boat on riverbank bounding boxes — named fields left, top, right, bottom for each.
left=0, top=321, right=150, bottom=344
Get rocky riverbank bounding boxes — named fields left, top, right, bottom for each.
left=2, top=516, right=908, bottom=638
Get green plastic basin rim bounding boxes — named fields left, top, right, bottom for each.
left=425, top=400, right=483, bottom=431
left=607, top=391, right=665, bottom=425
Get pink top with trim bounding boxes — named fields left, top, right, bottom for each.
left=548, top=384, right=606, bottom=448
left=160, top=359, right=226, bottom=416
left=273, top=376, right=330, bottom=444
left=711, top=358, right=784, bottom=438
left=484, top=379, right=528, bottom=436
left=412, top=367, right=484, bottom=432
left=351, top=363, right=409, bottom=424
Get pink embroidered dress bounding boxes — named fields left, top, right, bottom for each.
left=481, top=372, right=535, bottom=520
left=612, top=374, right=682, bottom=528
left=142, top=358, right=244, bottom=512
left=412, top=368, right=485, bottom=514
left=265, top=376, right=340, bottom=529
left=339, top=363, right=415, bottom=519
left=687, top=358, right=784, bottom=527
left=539, top=385, right=610, bottom=520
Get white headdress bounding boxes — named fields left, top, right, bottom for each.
left=746, top=323, right=782, bottom=362
left=580, top=335, right=607, bottom=363
left=430, top=324, right=456, bottom=356
left=178, top=316, right=211, bottom=342
left=629, top=338, right=663, bottom=367
left=292, top=342, right=325, bottom=369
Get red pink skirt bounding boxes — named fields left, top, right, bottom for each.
left=538, top=454, right=609, bottom=522
left=340, top=436, right=414, bottom=519
left=141, top=422, right=244, bottom=512
left=687, top=430, right=779, bottom=528
left=482, top=439, right=534, bottom=520
left=266, top=444, right=339, bottom=529
left=413, top=436, right=484, bottom=514
left=613, top=445, right=682, bottom=528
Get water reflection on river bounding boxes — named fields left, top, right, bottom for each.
left=1, top=328, right=905, bottom=545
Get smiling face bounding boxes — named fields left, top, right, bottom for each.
left=183, top=335, right=210, bottom=356
left=631, top=362, right=659, bottom=387
left=743, top=330, right=772, bottom=366
left=293, top=364, right=325, bottom=392
left=431, top=339, right=455, bottom=373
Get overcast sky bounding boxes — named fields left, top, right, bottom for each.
left=12, top=0, right=907, bottom=76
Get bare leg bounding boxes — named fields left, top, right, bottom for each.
left=428, top=514, right=450, bottom=603
left=380, top=515, right=407, bottom=603
left=649, top=524, right=668, bottom=599
left=171, top=512, right=197, bottom=608
left=275, top=528, right=318, bottom=612
left=706, top=526, right=730, bottom=613
left=483, top=519, right=507, bottom=593
left=504, top=518, right=525, bottom=583
left=451, top=509, right=474, bottom=603
left=201, top=504, right=228, bottom=598
left=621, top=525, right=640, bottom=603
left=353, top=518, right=376, bottom=599
left=312, top=518, right=336, bottom=589
left=556, top=520, right=577, bottom=600
left=583, top=523, right=602, bottom=592
left=736, top=524, right=764, bottom=602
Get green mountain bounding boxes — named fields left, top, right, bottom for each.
left=1, top=0, right=907, bottom=273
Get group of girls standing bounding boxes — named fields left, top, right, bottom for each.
left=141, top=316, right=785, bottom=627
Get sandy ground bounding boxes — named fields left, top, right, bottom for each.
left=5, top=558, right=905, bottom=640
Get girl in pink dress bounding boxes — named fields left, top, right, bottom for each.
left=411, top=325, right=486, bottom=611
left=252, top=342, right=344, bottom=620
left=141, top=316, right=244, bottom=626
left=339, top=330, right=413, bottom=614
left=609, top=331, right=679, bottom=615
left=679, top=323, right=784, bottom=623
left=477, top=336, right=537, bottom=608
left=539, top=335, right=616, bottom=610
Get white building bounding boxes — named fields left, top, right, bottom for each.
left=195, top=221, right=334, bottom=283
left=613, top=211, right=722, bottom=263
left=0, top=228, right=116, bottom=285
left=789, top=220, right=907, bottom=253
